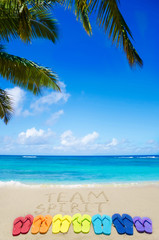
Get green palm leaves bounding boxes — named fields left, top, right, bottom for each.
left=0, top=0, right=143, bottom=124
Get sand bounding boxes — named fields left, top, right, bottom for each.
left=0, top=183, right=158, bottom=240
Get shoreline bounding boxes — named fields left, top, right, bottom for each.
left=1, top=180, right=159, bottom=188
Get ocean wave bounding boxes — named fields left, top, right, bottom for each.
left=0, top=180, right=159, bottom=189
left=22, top=156, right=37, bottom=158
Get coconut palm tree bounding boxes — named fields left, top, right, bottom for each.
left=0, top=0, right=143, bottom=124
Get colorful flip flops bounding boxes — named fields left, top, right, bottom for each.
left=122, top=214, right=133, bottom=235
left=52, top=214, right=72, bottom=233
left=92, top=214, right=103, bottom=234
left=112, top=214, right=125, bottom=234
left=81, top=215, right=91, bottom=233
left=72, top=213, right=82, bottom=233
left=12, top=215, right=34, bottom=236
left=12, top=217, right=24, bottom=236
left=61, top=215, right=72, bottom=233
left=133, top=217, right=152, bottom=234
left=102, top=215, right=112, bottom=235
left=143, top=217, right=152, bottom=234
left=133, top=217, right=144, bottom=233
left=31, top=215, right=44, bottom=234
left=40, top=215, right=52, bottom=234
left=52, top=214, right=62, bottom=234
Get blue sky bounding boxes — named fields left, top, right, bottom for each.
left=0, top=0, right=159, bottom=155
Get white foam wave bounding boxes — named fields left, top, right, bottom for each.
left=0, top=180, right=159, bottom=189
left=22, top=156, right=37, bottom=158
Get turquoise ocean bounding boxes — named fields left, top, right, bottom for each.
left=0, top=155, right=159, bottom=185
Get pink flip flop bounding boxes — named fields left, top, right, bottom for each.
left=12, top=217, right=24, bottom=236
left=21, top=215, right=34, bottom=234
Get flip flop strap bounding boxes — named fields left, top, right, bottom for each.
left=113, top=216, right=124, bottom=227
left=14, top=219, right=23, bottom=226
left=92, top=216, right=101, bottom=223
left=73, top=216, right=81, bottom=224
left=62, top=218, right=71, bottom=224
left=143, top=220, right=151, bottom=225
left=23, top=217, right=31, bottom=224
left=122, top=216, right=132, bottom=223
left=102, top=216, right=110, bottom=222
left=134, top=219, right=143, bottom=226
left=82, top=218, right=91, bottom=223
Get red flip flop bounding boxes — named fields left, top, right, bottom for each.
left=12, top=217, right=24, bottom=236
left=21, top=215, right=34, bottom=234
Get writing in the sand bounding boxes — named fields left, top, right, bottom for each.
left=34, top=191, right=109, bottom=215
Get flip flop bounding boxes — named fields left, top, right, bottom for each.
left=12, top=217, right=24, bottom=236
left=92, top=214, right=102, bottom=234
left=142, top=217, right=152, bottom=234
left=21, top=214, right=34, bottom=234
left=40, top=215, right=52, bottom=234
left=133, top=217, right=144, bottom=233
left=122, top=214, right=133, bottom=235
left=72, top=213, right=82, bottom=233
left=81, top=214, right=91, bottom=233
left=31, top=215, right=44, bottom=234
left=102, top=215, right=112, bottom=235
left=60, top=215, right=72, bottom=233
left=52, top=214, right=62, bottom=234
left=112, top=213, right=125, bottom=234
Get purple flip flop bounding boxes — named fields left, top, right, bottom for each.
left=133, top=217, right=144, bottom=233
left=142, top=217, right=152, bottom=234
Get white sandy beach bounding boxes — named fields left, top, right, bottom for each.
left=0, top=183, right=158, bottom=240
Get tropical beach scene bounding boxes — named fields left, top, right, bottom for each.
left=0, top=0, right=159, bottom=239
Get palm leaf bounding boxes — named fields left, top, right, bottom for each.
left=0, top=88, right=13, bottom=124
left=30, top=7, right=58, bottom=42
left=0, top=49, right=60, bottom=95
left=89, top=0, right=143, bottom=67
left=0, top=1, right=58, bottom=43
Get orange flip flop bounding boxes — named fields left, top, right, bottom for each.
left=40, top=215, right=52, bottom=234
left=31, top=215, right=44, bottom=234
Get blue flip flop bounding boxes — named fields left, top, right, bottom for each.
left=102, top=215, right=112, bottom=235
left=92, top=214, right=102, bottom=234
left=112, top=214, right=125, bottom=234
left=122, top=214, right=133, bottom=235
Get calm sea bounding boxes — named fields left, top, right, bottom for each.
left=0, top=155, right=159, bottom=185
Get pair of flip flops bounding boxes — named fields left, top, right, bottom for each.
left=133, top=217, right=152, bottom=234
left=52, top=215, right=72, bottom=233
left=31, top=215, right=52, bottom=234
left=112, top=214, right=133, bottom=235
left=72, top=214, right=91, bottom=233
left=92, top=214, right=112, bottom=235
left=12, top=214, right=33, bottom=236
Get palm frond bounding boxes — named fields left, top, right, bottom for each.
left=89, top=0, right=143, bottom=67
left=61, top=0, right=92, bottom=35
left=0, top=1, right=58, bottom=43
left=30, top=7, right=58, bottom=42
left=0, top=50, right=60, bottom=95
left=0, top=88, right=13, bottom=124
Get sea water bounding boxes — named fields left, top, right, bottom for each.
left=0, top=155, right=159, bottom=185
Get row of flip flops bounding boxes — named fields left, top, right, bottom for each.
left=12, top=213, right=152, bottom=236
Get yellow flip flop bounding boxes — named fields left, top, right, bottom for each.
left=72, top=213, right=82, bottom=233
left=60, top=215, right=72, bottom=233
left=31, top=215, right=44, bottom=234
left=52, top=214, right=62, bottom=234
left=40, top=215, right=52, bottom=234
left=81, top=214, right=92, bottom=233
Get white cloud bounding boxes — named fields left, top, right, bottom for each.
left=6, top=87, right=25, bottom=116
left=59, top=130, right=99, bottom=148
left=18, top=127, right=55, bottom=145
left=30, top=82, right=70, bottom=113
left=105, top=138, right=118, bottom=147
left=46, top=110, right=64, bottom=126
left=81, top=132, right=99, bottom=144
